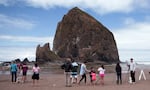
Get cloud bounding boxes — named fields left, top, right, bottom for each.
left=1, top=0, right=149, bottom=14
left=0, top=35, right=54, bottom=61
left=113, top=19, right=150, bottom=61
left=0, top=46, right=35, bottom=61
left=114, top=21, right=150, bottom=50
left=0, top=35, right=53, bottom=45
left=0, top=14, right=36, bottom=30
left=23, top=0, right=150, bottom=14
left=0, top=0, right=19, bottom=6
left=0, top=0, right=11, bottom=6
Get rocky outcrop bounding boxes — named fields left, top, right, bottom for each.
left=36, top=43, right=59, bottom=64
left=53, top=7, right=119, bottom=63
left=22, top=58, right=30, bottom=64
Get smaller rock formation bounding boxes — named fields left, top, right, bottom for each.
left=22, top=58, right=30, bottom=64
left=14, top=58, right=21, bottom=63
left=36, top=43, right=59, bottom=64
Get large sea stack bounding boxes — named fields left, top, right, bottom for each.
left=53, top=7, right=119, bottom=63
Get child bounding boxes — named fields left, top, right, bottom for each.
left=97, top=65, right=105, bottom=85
left=32, top=63, right=40, bottom=85
left=89, top=67, right=96, bottom=85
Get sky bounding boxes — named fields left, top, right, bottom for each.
left=0, top=0, right=150, bottom=63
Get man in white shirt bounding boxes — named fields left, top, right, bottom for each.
left=78, top=61, right=89, bottom=84
left=129, top=58, right=136, bottom=83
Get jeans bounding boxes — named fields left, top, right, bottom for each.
left=116, top=73, right=122, bottom=84
left=79, top=73, right=86, bottom=84
left=130, top=71, right=135, bottom=82
left=11, top=71, right=17, bottom=82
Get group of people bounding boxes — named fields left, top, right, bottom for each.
left=10, top=61, right=40, bottom=85
left=116, top=58, right=136, bottom=85
left=61, top=58, right=137, bottom=87
left=10, top=61, right=28, bottom=83
left=10, top=57, right=136, bottom=87
left=61, top=58, right=106, bottom=87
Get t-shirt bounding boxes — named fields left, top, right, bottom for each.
left=129, top=62, right=136, bottom=71
left=91, top=72, right=96, bottom=81
left=98, top=67, right=105, bottom=75
left=10, top=64, right=17, bottom=72
left=33, top=66, right=40, bottom=74
left=79, top=63, right=87, bottom=75
left=22, top=65, right=28, bottom=72
left=71, top=62, right=78, bottom=72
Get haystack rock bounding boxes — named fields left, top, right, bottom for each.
left=36, top=43, right=59, bottom=64
left=53, top=7, right=119, bottom=63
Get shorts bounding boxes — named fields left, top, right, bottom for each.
left=32, top=73, right=39, bottom=80
left=70, top=72, right=78, bottom=78
left=99, top=74, right=104, bottom=78
left=23, top=72, right=27, bottom=76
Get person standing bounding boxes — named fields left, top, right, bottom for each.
left=61, top=58, right=73, bottom=87
left=89, top=67, right=96, bottom=85
left=32, top=63, right=40, bottom=85
left=22, top=63, right=28, bottom=83
left=10, top=61, right=18, bottom=83
left=78, top=61, right=89, bottom=85
left=115, top=63, right=122, bottom=85
left=70, top=60, right=78, bottom=84
left=97, top=65, right=105, bottom=85
left=129, top=58, right=136, bottom=84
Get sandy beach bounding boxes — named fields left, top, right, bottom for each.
left=0, top=67, right=150, bottom=90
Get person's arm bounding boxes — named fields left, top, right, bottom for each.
left=61, top=64, right=65, bottom=69
left=115, top=66, right=117, bottom=72
left=15, top=64, right=18, bottom=72
left=10, top=65, right=12, bottom=73
left=38, top=67, right=40, bottom=73
left=133, top=63, right=136, bottom=72
left=84, top=65, right=89, bottom=72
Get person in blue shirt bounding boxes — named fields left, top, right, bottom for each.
left=10, top=61, right=18, bottom=82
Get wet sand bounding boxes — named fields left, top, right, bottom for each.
left=0, top=69, right=150, bottom=90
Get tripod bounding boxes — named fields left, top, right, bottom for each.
left=139, top=69, right=146, bottom=80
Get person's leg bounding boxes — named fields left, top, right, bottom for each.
left=90, top=75, right=92, bottom=84
left=79, top=75, right=84, bottom=84
left=116, top=74, right=119, bottom=84
left=120, top=74, right=122, bottom=84
left=65, top=72, right=68, bottom=86
left=102, top=76, right=104, bottom=85
left=14, top=72, right=17, bottom=82
left=131, top=71, right=134, bottom=83
left=36, top=74, right=40, bottom=85
left=132, top=71, right=135, bottom=82
left=11, top=72, right=14, bottom=82
left=75, top=77, right=77, bottom=84
left=84, top=74, right=87, bottom=84
left=24, top=72, right=27, bottom=82
left=68, top=72, right=72, bottom=86
left=65, top=72, right=70, bottom=86
left=100, top=74, right=104, bottom=85
left=33, top=79, right=35, bottom=85
left=100, top=77, right=102, bottom=85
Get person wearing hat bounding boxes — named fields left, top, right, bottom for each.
left=61, top=58, right=73, bottom=87
left=129, top=58, right=136, bottom=84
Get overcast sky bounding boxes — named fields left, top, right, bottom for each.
left=0, top=0, right=150, bottom=63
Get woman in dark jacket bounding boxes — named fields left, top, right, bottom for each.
left=115, top=63, right=122, bottom=84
